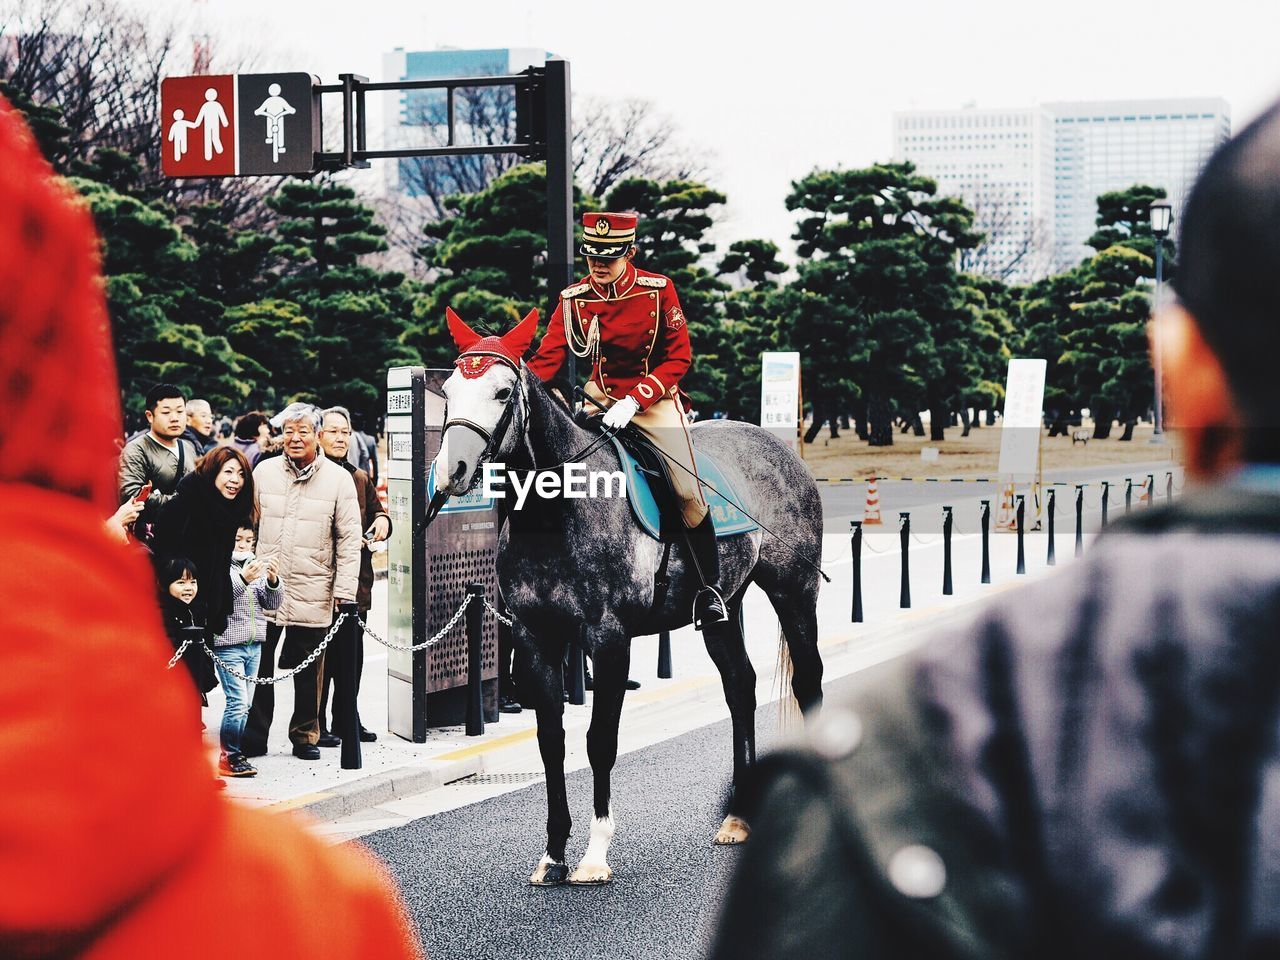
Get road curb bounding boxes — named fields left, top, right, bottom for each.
left=277, top=755, right=486, bottom=821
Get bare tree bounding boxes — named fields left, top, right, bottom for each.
left=381, top=91, right=711, bottom=269
left=573, top=96, right=708, bottom=199
left=394, top=83, right=523, bottom=219
left=953, top=179, right=1052, bottom=283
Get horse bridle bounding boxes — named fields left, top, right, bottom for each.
left=440, top=362, right=529, bottom=484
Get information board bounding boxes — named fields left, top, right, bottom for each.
left=760, top=351, right=801, bottom=451
left=998, top=358, right=1047, bottom=478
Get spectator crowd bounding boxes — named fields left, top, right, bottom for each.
left=115, top=383, right=389, bottom=780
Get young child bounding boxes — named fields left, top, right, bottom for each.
left=158, top=557, right=217, bottom=705
left=214, top=526, right=281, bottom=777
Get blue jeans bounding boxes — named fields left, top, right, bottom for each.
left=216, top=643, right=262, bottom=754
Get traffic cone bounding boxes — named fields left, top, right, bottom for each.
left=863, top=476, right=882, bottom=525
left=1138, top=479, right=1151, bottom=503
left=996, top=481, right=1017, bottom=529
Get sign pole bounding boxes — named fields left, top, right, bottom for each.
left=543, top=58, right=575, bottom=388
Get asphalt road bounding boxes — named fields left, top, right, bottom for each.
left=360, top=676, right=863, bottom=960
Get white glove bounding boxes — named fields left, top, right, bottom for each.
left=602, top=396, right=640, bottom=431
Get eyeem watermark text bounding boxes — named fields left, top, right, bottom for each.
left=482, top=463, right=626, bottom=510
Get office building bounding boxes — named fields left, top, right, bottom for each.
left=893, top=106, right=1054, bottom=282
left=1045, top=98, right=1230, bottom=269
left=894, top=97, right=1230, bottom=279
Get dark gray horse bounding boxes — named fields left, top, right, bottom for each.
left=435, top=310, right=825, bottom=885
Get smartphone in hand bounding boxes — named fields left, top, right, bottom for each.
left=132, top=481, right=153, bottom=505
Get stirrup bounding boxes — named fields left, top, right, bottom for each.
left=693, top=585, right=728, bottom=631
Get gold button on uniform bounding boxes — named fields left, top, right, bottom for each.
left=649, top=311, right=656, bottom=318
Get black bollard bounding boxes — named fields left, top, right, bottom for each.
left=1167, top=471, right=1174, bottom=502
left=942, top=506, right=953, bottom=595
left=336, top=602, right=363, bottom=769
left=1101, top=481, right=1110, bottom=527
left=1125, top=477, right=1133, bottom=514
left=980, top=499, right=991, bottom=584
left=1146, top=474, right=1155, bottom=508
left=1074, top=485, right=1084, bottom=558
left=568, top=631, right=586, bottom=706
left=899, top=512, right=911, bottom=609
left=465, top=583, right=485, bottom=736
left=1046, top=488, right=1057, bottom=566
left=851, top=520, right=864, bottom=622
left=1015, top=495, right=1026, bottom=575
left=657, top=630, right=672, bottom=679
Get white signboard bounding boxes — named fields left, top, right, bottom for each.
left=998, top=358, right=1047, bottom=478
left=760, top=351, right=801, bottom=451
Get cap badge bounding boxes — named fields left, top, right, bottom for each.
left=594, top=218, right=610, bottom=236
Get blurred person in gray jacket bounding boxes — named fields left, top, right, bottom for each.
left=711, top=99, right=1280, bottom=960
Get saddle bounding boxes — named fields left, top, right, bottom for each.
left=603, top=430, right=759, bottom=542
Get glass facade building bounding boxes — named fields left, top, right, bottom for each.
left=894, top=97, right=1230, bottom=280
left=1046, top=98, right=1230, bottom=270
left=893, top=106, right=1054, bottom=282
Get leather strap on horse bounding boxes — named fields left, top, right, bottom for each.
left=652, top=539, right=673, bottom=610
left=420, top=365, right=614, bottom=535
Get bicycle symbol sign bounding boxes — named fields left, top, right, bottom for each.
left=161, top=72, right=318, bottom=178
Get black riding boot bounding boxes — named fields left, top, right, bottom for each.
left=688, top=513, right=728, bottom=629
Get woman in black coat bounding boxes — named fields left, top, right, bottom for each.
left=151, top=446, right=258, bottom=636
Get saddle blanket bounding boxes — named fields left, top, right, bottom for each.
left=606, top=434, right=759, bottom=540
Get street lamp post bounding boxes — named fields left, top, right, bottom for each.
left=1149, top=200, right=1173, bottom=443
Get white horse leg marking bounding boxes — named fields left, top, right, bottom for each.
left=569, top=810, right=616, bottom=884
left=714, top=814, right=751, bottom=845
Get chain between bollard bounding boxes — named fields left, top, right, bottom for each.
left=362, top=593, right=475, bottom=652
left=166, top=639, right=192, bottom=670
left=195, top=612, right=348, bottom=685
left=173, top=593, right=520, bottom=682
left=483, top=597, right=514, bottom=626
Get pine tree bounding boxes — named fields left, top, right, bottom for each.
left=267, top=180, right=421, bottom=423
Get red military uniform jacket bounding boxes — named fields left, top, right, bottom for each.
left=528, top=261, right=692, bottom=411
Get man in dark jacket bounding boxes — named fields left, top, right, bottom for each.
left=711, top=100, right=1280, bottom=959
left=317, top=405, right=390, bottom=745
left=181, top=398, right=219, bottom=456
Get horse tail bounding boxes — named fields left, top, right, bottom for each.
left=775, top=623, right=801, bottom=731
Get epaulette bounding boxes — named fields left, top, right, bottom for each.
left=560, top=281, right=591, bottom=299
left=635, top=275, right=668, bottom=289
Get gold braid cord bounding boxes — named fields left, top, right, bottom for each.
left=564, top=296, right=600, bottom=361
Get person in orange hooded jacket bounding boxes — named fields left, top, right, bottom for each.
left=0, top=95, right=423, bottom=960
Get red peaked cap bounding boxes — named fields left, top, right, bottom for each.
left=445, top=307, right=538, bottom=377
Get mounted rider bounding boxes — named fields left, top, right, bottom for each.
left=528, top=211, right=728, bottom=629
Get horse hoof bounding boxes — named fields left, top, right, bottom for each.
left=713, top=815, right=751, bottom=845
left=529, top=857, right=569, bottom=886
left=568, top=862, right=613, bottom=885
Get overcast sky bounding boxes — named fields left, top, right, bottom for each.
left=134, top=0, right=1280, bottom=257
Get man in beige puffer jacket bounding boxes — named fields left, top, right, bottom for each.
left=242, top=403, right=362, bottom=761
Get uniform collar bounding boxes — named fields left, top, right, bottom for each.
left=589, top=261, right=637, bottom=300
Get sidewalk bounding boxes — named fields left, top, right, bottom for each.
left=202, top=512, right=1093, bottom=834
